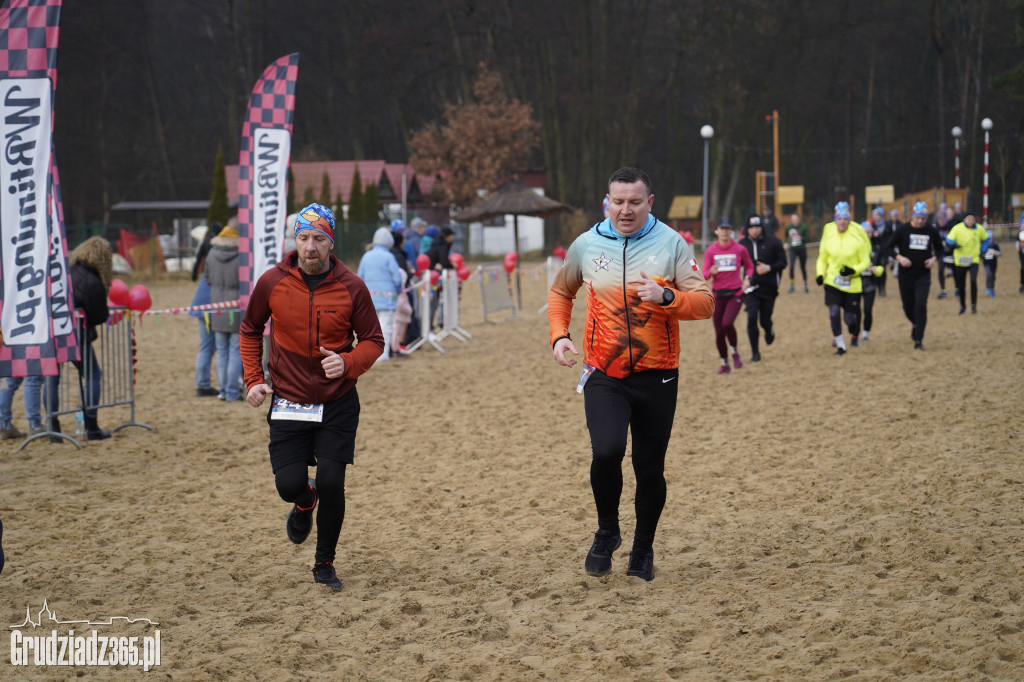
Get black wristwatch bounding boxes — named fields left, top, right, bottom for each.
left=660, top=288, right=675, bottom=305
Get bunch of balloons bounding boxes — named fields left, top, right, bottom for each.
left=449, top=252, right=471, bottom=281
left=108, top=279, right=152, bottom=312
left=552, top=246, right=567, bottom=260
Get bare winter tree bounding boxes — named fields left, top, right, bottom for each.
left=409, top=63, right=541, bottom=208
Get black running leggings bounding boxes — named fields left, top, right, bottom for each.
left=897, top=273, right=931, bottom=342
left=789, top=248, right=807, bottom=281
left=953, top=264, right=979, bottom=307
left=745, top=293, right=775, bottom=353
left=861, top=288, right=876, bottom=333
left=275, top=460, right=347, bottom=564
left=583, top=368, right=678, bottom=550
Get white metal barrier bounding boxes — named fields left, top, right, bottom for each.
left=21, top=307, right=153, bottom=450
left=478, top=261, right=517, bottom=323
left=405, top=274, right=445, bottom=354
left=537, top=255, right=563, bottom=314
left=435, top=269, right=470, bottom=344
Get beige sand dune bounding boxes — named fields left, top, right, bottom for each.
left=1, top=255, right=1022, bottom=680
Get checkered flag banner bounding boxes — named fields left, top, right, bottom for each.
left=0, top=0, right=76, bottom=378
left=237, top=53, right=299, bottom=309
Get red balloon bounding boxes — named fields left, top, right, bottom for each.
left=506, top=251, right=519, bottom=262
left=429, top=270, right=441, bottom=286
left=682, top=230, right=694, bottom=245
left=109, top=279, right=129, bottom=306
left=127, top=284, right=152, bottom=312
left=449, top=252, right=465, bottom=268
left=415, top=253, right=430, bottom=275
left=457, top=265, right=471, bottom=281
left=553, top=246, right=567, bottom=259
left=503, top=255, right=516, bottom=274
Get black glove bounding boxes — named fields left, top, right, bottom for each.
left=815, top=275, right=824, bottom=286
left=839, top=266, right=856, bottom=277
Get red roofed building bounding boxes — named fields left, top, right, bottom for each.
left=225, top=160, right=432, bottom=207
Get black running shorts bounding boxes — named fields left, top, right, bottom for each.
left=266, top=388, right=360, bottom=473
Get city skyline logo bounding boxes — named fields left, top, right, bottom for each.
left=10, top=598, right=160, bottom=629
left=9, top=599, right=161, bottom=671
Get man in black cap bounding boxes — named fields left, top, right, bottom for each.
left=739, top=214, right=787, bottom=361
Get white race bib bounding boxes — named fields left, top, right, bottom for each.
left=958, top=256, right=973, bottom=266
left=270, top=397, right=324, bottom=422
left=908, top=234, right=929, bottom=250
left=833, top=275, right=851, bottom=289
left=714, top=254, right=737, bottom=272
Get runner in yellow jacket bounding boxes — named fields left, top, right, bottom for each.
left=946, top=212, right=989, bottom=313
left=815, top=202, right=874, bottom=354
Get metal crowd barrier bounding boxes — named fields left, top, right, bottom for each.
left=20, top=307, right=153, bottom=451
left=478, top=261, right=518, bottom=323
left=537, top=255, right=563, bottom=314
left=434, top=269, right=470, bottom=345
left=405, top=274, right=444, bottom=354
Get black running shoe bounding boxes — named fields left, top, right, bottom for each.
left=750, top=352, right=761, bottom=362
left=765, top=329, right=775, bottom=345
left=584, top=530, right=621, bottom=577
left=626, top=547, right=654, bottom=581
left=835, top=347, right=847, bottom=356
left=286, top=478, right=317, bottom=544
left=914, top=340, right=924, bottom=350
left=312, top=561, right=343, bottom=591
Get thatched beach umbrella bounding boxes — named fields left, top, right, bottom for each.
left=451, top=180, right=571, bottom=307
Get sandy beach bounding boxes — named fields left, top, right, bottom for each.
left=1, top=253, right=1022, bottom=680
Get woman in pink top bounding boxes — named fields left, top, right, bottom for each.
left=703, top=218, right=754, bottom=374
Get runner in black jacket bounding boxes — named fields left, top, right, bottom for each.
left=885, top=201, right=946, bottom=350
left=739, top=214, right=787, bottom=362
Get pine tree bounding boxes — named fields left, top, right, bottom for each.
left=318, top=170, right=331, bottom=207
left=207, top=143, right=230, bottom=227
left=302, top=185, right=315, bottom=207
left=364, top=183, right=380, bottom=225
left=287, top=168, right=296, bottom=214
left=348, top=166, right=364, bottom=225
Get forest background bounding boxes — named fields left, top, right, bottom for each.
left=54, top=0, right=1024, bottom=232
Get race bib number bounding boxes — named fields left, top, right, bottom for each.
left=908, top=234, right=929, bottom=250
left=958, top=256, right=973, bottom=266
left=788, top=229, right=802, bottom=247
left=833, top=274, right=851, bottom=289
left=984, top=250, right=995, bottom=260
left=270, top=397, right=324, bottom=422
left=714, top=254, right=737, bottom=272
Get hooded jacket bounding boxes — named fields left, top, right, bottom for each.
left=356, top=228, right=404, bottom=312
left=204, top=233, right=241, bottom=333
left=738, top=230, right=787, bottom=293
left=548, top=216, right=714, bottom=378
left=240, top=252, right=384, bottom=405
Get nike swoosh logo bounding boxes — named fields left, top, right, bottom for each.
left=662, top=377, right=676, bottom=383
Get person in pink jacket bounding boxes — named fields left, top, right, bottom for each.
left=703, top=218, right=755, bottom=374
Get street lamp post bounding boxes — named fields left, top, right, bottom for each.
left=951, top=126, right=962, bottom=189
left=981, top=118, right=993, bottom=227
left=700, top=125, right=714, bottom=250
